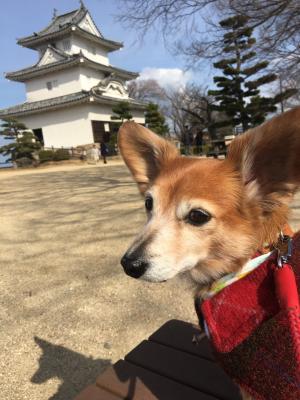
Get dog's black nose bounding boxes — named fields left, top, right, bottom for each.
left=121, top=253, right=149, bottom=278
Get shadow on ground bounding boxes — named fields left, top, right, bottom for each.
left=31, top=337, right=111, bottom=400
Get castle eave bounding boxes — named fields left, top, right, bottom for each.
left=6, top=56, right=80, bottom=82
left=0, top=92, right=90, bottom=118
left=0, top=91, right=146, bottom=118
left=17, top=26, right=123, bottom=52
left=93, top=95, right=146, bottom=110
left=6, top=56, right=138, bottom=82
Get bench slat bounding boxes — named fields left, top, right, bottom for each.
left=125, top=340, right=241, bottom=400
left=74, top=384, right=122, bottom=400
left=149, top=319, right=214, bottom=361
left=97, top=359, right=219, bottom=400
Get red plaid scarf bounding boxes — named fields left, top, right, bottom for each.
left=199, top=232, right=300, bottom=400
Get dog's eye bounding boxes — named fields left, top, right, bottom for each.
left=145, top=197, right=153, bottom=211
left=187, top=209, right=211, bottom=226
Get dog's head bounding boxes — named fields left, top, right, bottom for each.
left=118, top=110, right=300, bottom=286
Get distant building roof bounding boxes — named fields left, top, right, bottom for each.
left=17, top=4, right=122, bottom=51
left=0, top=90, right=146, bottom=118
left=6, top=52, right=138, bottom=82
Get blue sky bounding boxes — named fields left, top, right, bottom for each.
left=0, top=0, right=206, bottom=110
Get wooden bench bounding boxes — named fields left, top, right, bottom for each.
left=75, top=319, right=242, bottom=400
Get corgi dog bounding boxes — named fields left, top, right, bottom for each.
left=118, top=107, right=300, bottom=400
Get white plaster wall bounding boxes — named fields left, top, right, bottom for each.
left=131, top=109, right=145, bottom=124
left=78, top=12, right=101, bottom=37
left=37, top=48, right=64, bottom=66
left=79, top=66, right=104, bottom=91
left=25, top=68, right=82, bottom=101
left=71, top=35, right=109, bottom=65
left=55, top=37, right=74, bottom=56
left=18, top=103, right=144, bottom=148
left=19, top=105, right=93, bottom=148
left=36, top=36, right=75, bottom=58
left=37, top=46, right=48, bottom=58
left=89, top=104, right=145, bottom=124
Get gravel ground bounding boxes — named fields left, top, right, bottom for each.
left=0, top=162, right=299, bottom=400
left=0, top=162, right=197, bottom=400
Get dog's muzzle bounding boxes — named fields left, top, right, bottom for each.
left=121, top=253, right=149, bottom=278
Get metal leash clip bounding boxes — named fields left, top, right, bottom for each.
left=275, top=232, right=293, bottom=268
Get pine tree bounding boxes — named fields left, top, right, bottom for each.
left=0, top=119, right=41, bottom=164
left=0, top=131, right=41, bottom=163
left=111, top=101, right=133, bottom=123
left=145, top=102, right=169, bottom=136
left=208, top=15, right=295, bottom=131
left=0, top=118, right=27, bottom=138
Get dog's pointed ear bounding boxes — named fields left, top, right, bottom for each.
left=227, top=108, right=300, bottom=206
left=118, top=121, right=179, bottom=194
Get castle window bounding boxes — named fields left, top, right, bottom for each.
left=46, top=80, right=58, bottom=91
left=62, top=39, right=71, bottom=51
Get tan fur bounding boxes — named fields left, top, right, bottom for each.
left=240, top=388, right=254, bottom=400
left=118, top=108, right=300, bottom=400
left=118, top=121, right=178, bottom=193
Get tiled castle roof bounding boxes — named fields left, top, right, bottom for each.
left=6, top=53, right=138, bottom=82
left=0, top=92, right=89, bottom=117
left=17, top=4, right=122, bottom=51
left=0, top=91, right=145, bottom=118
left=35, top=7, right=88, bottom=36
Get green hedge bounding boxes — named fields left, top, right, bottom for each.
left=53, top=149, right=70, bottom=161
left=39, top=150, right=55, bottom=163
left=16, top=157, right=34, bottom=167
left=39, top=149, right=70, bottom=163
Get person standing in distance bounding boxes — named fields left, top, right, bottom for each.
left=100, top=141, right=108, bottom=164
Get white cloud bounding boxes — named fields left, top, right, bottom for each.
left=138, top=67, right=192, bottom=89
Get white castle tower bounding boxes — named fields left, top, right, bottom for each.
left=0, top=2, right=145, bottom=148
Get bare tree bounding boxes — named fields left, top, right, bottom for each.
left=126, top=78, right=190, bottom=138
left=176, top=84, right=218, bottom=137
left=127, top=79, right=166, bottom=102
left=163, top=84, right=225, bottom=141
left=164, top=88, right=190, bottom=139
left=116, top=0, right=300, bottom=75
left=271, top=73, right=300, bottom=112
left=126, top=77, right=228, bottom=139
left=116, top=0, right=218, bottom=39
